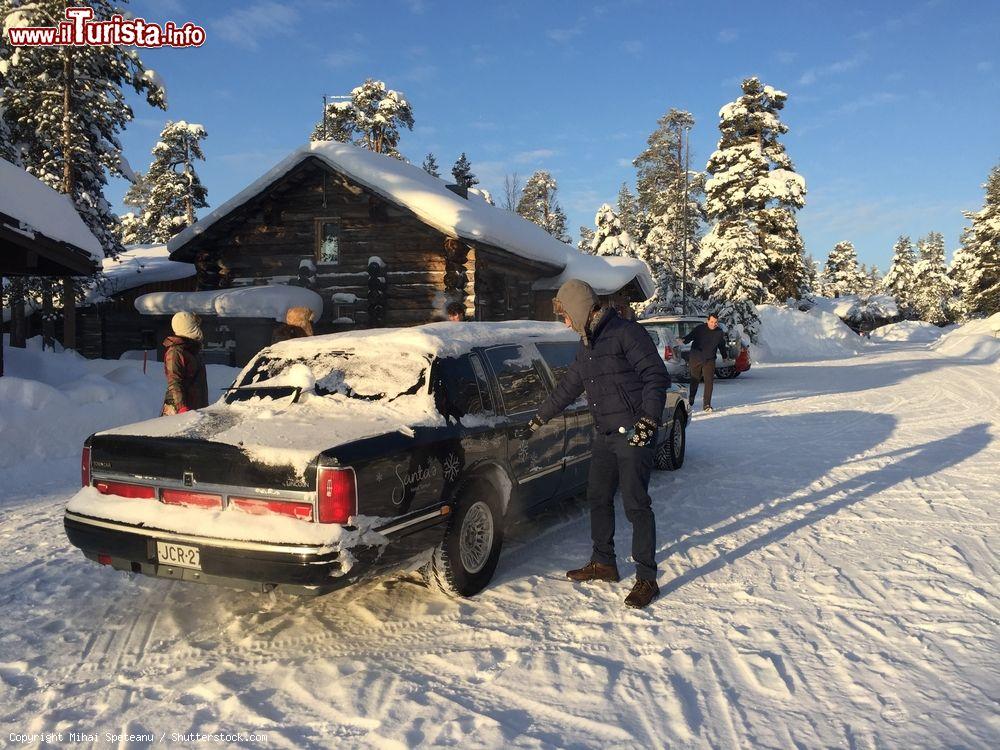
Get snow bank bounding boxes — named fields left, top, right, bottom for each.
left=931, top=313, right=1000, bottom=365
left=0, top=157, right=103, bottom=261
left=808, top=294, right=899, bottom=323
left=166, top=140, right=653, bottom=298
left=86, top=243, right=195, bottom=303
left=0, top=336, right=238, bottom=468
left=870, top=320, right=947, bottom=343
left=135, top=285, right=323, bottom=321
left=752, top=305, right=864, bottom=362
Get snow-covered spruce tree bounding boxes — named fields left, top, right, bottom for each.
left=144, top=121, right=207, bottom=240
left=913, top=232, right=955, bottom=324
left=422, top=152, right=440, bottom=177
left=118, top=170, right=153, bottom=244
left=883, top=235, right=918, bottom=317
left=451, top=152, right=478, bottom=188
left=616, top=182, right=641, bottom=243
left=516, top=170, right=570, bottom=242
left=957, top=163, right=1000, bottom=317
left=948, top=234, right=978, bottom=320
left=822, top=241, right=865, bottom=297
left=634, top=109, right=705, bottom=310
left=697, top=220, right=767, bottom=341
left=590, top=203, right=635, bottom=257
left=705, top=78, right=807, bottom=301
left=577, top=225, right=595, bottom=254
left=1, top=0, right=167, bottom=256
left=802, top=253, right=819, bottom=296
left=311, top=79, right=413, bottom=159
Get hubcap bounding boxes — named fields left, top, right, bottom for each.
left=672, top=417, right=684, bottom=454
left=459, top=500, right=494, bottom=574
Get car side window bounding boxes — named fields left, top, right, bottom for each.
left=485, top=345, right=547, bottom=416
left=433, top=355, right=491, bottom=420
left=535, top=340, right=578, bottom=383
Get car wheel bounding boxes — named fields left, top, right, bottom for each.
left=654, top=408, right=686, bottom=471
left=425, top=479, right=504, bottom=598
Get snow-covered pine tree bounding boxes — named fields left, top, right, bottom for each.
left=697, top=220, right=767, bottom=341
left=704, top=77, right=807, bottom=301
left=616, top=183, right=641, bottom=243
left=913, top=231, right=955, bottom=324
left=516, top=170, right=570, bottom=242
left=1, top=0, right=167, bottom=256
left=802, top=253, right=819, bottom=296
left=883, top=235, right=918, bottom=317
left=590, top=203, right=635, bottom=257
left=957, top=163, right=1000, bottom=317
left=948, top=234, right=978, bottom=320
left=422, top=152, right=440, bottom=177
left=117, top=170, right=153, bottom=245
left=311, top=79, right=414, bottom=159
left=131, top=120, right=208, bottom=242
left=822, top=241, right=865, bottom=297
left=451, top=153, right=478, bottom=188
left=577, top=225, right=595, bottom=254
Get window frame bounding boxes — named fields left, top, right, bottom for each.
left=314, top=217, right=341, bottom=264
left=483, top=344, right=548, bottom=417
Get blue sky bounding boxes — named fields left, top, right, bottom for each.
left=114, top=0, right=1000, bottom=270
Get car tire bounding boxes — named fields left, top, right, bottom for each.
left=654, top=408, right=686, bottom=471
left=425, top=479, right=504, bottom=598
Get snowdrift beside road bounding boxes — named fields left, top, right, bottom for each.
left=931, top=313, right=1000, bottom=365
left=870, top=320, right=948, bottom=343
left=752, top=304, right=864, bottom=362
left=0, top=337, right=238, bottom=468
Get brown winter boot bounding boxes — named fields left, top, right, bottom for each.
left=566, top=561, right=620, bottom=582
left=624, top=578, right=660, bottom=609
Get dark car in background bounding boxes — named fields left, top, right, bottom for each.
left=639, top=315, right=751, bottom=380
left=65, top=322, right=690, bottom=598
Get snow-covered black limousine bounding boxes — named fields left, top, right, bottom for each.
left=65, top=322, right=690, bottom=597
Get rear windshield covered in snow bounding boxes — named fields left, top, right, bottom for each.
left=235, top=349, right=431, bottom=402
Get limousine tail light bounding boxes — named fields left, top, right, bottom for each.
left=231, top=497, right=314, bottom=522
left=664, top=345, right=674, bottom=361
left=161, top=488, right=223, bottom=510
left=81, top=446, right=92, bottom=487
left=95, top=481, right=156, bottom=499
left=317, top=467, right=357, bottom=524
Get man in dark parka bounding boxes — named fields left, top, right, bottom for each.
left=525, top=279, right=670, bottom=608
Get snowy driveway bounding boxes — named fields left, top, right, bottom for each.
left=1, top=342, right=997, bottom=748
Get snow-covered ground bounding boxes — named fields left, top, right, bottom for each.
left=1, top=335, right=998, bottom=748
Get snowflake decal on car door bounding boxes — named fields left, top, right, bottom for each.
left=443, top=453, right=461, bottom=482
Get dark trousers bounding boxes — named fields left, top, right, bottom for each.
left=586, top=431, right=657, bottom=581
left=689, top=358, right=715, bottom=408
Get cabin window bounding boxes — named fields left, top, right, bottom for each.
left=316, top=219, right=340, bottom=264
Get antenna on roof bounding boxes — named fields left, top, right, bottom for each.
left=321, top=94, right=352, bottom=141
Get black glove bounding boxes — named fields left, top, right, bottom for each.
left=628, top=416, right=658, bottom=447
left=519, top=416, right=544, bottom=440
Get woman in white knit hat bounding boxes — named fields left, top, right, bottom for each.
left=160, top=312, right=208, bottom=416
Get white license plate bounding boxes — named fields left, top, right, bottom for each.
left=156, top=541, right=201, bottom=570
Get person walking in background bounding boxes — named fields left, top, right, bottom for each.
left=272, top=306, right=315, bottom=344
left=161, top=312, right=208, bottom=416
left=678, top=312, right=728, bottom=412
left=523, top=279, right=670, bottom=609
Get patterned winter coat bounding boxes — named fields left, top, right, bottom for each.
left=160, top=336, right=208, bottom=416
left=537, top=308, right=671, bottom=434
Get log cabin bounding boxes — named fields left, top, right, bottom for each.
left=165, top=141, right=653, bottom=337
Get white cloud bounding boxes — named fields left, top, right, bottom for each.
left=514, top=148, right=558, bottom=164
left=976, top=60, right=994, bottom=73
left=617, top=157, right=633, bottom=168
left=717, top=28, right=739, bottom=44
left=325, top=51, right=361, bottom=68
left=831, top=91, right=901, bottom=116
left=547, top=23, right=584, bottom=43
left=798, top=52, right=867, bottom=86
left=211, top=1, right=300, bottom=50
left=622, top=40, right=644, bottom=55
left=776, top=50, right=797, bottom=65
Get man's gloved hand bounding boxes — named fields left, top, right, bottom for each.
left=519, top=416, right=544, bottom=440
left=628, top=416, right=658, bottom=447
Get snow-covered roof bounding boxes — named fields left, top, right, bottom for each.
left=86, top=243, right=195, bottom=303
left=0, top=158, right=103, bottom=261
left=533, top=252, right=654, bottom=298
left=134, top=285, right=324, bottom=321
left=167, top=141, right=653, bottom=298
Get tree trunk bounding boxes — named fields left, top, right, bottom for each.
left=61, top=47, right=75, bottom=196
left=10, top=278, right=26, bottom=348
left=42, top=280, right=55, bottom=351
left=62, top=277, right=76, bottom=350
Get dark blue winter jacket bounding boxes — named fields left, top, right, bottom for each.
left=537, top=309, right=671, bottom=434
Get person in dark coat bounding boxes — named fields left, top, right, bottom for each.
left=679, top=312, right=727, bottom=412
left=445, top=301, right=466, bottom=322
left=272, top=306, right=315, bottom=344
left=524, top=279, right=670, bottom=608
left=161, top=312, right=208, bottom=416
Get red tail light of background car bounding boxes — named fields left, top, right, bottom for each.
left=161, top=488, right=224, bottom=510
left=664, top=345, right=674, bottom=360
left=81, top=446, right=91, bottom=487
left=230, top=496, right=314, bottom=521
left=317, top=467, right=357, bottom=524
left=95, top=481, right=156, bottom=499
